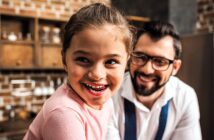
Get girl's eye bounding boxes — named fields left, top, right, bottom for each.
left=75, top=57, right=90, bottom=64
left=105, top=59, right=119, bottom=66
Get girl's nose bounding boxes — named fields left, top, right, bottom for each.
left=87, top=64, right=106, bottom=81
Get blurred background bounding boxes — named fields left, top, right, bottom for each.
left=0, top=0, right=213, bottom=139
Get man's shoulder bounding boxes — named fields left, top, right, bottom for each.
left=168, top=76, right=198, bottom=107
left=168, top=76, right=195, bottom=93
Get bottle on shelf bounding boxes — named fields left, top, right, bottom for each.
left=26, top=33, right=32, bottom=41
left=1, top=30, right=8, bottom=40
left=17, top=32, right=23, bottom=41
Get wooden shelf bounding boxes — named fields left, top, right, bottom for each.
left=0, top=10, right=68, bottom=22
left=126, top=16, right=150, bottom=22
left=0, top=68, right=65, bottom=76
left=40, top=42, right=61, bottom=47
left=0, top=40, right=35, bottom=45
left=39, top=16, right=68, bottom=22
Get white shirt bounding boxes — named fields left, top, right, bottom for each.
left=106, top=72, right=202, bottom=140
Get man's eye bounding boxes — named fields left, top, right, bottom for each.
left=153, top=58, right=168, bottom=66
left=140, top=55, right=148, bottom=62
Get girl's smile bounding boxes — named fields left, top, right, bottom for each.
left=82, top=82, right=108, bottom=97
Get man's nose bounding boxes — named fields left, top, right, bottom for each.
left=139, top=60, right=155, bottom=74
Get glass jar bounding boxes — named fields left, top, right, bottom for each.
left=52, top=27, right=61, bottom=44
left=41, top=26, right=50, bottom=43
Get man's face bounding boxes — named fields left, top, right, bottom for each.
left=130, top=34, right=181, bottom=96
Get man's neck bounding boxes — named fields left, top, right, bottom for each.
left=136, top=87, right=164, bottom=110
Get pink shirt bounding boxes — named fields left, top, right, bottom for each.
left=24, top=84, right=113, bottom=140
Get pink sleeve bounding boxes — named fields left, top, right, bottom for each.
left=42, top=108, right=86, bottom=140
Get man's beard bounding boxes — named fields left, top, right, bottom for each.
left=131, top=71, right=167, bottom=96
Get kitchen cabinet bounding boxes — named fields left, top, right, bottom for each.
left=0, top=43, right=33, bottom=68
left=40, top=45, right=63, bottom=68
left=0, top=13, right=66, bottom=69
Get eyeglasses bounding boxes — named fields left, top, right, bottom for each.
left=131, top=52, right=174, bottom=71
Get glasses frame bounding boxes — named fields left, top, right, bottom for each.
left=131, top=52, right=174, bottom=71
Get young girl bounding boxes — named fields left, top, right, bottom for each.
left=23, top=3, right=133, bottom=140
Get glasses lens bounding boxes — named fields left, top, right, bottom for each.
left=131, top=54, right=148, bottom=66
left=152, top=58, right=170, bottom=71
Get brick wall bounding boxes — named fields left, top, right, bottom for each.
left=0, top=0, right=111, bottom=20
left=196, top=0, right=214, bottom=33
left=0, top=71, right=67, bottom=121
left=0, top=0, right=212, bottom=33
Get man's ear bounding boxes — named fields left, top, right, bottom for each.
left=172, top=59, right=182, bottom=76
left=125, top=56, right=131, bottom=72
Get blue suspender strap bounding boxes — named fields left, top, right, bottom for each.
left=124, top=98, right=171, bottom=140
left=124, top=98, right=137, bottom=140
left=154, top=100, right=170, bottom=140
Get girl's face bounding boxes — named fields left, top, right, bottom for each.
left=64, top=24, right=128, bottom=110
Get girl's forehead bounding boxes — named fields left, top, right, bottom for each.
left=73, top=24, right=125, bottom=44
left=85, top=24, right=122, bottom=34
left=69, top=25, right=127, bottom=51
left=67, top=23, right=130, bottom=54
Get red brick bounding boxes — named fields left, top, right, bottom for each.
left=0, top=6, right=15, bottom=15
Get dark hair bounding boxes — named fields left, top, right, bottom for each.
left=134, top=21, right=182, bottom=59
left=62, top=3, right=133, bottom=65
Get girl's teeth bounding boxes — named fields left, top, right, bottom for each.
left=85, top=84, right=105, bottom=90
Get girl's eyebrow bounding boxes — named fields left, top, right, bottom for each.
left=73, top=50, right=91, bottom=55
left=106, top=54, right=123, bottom=58
left=73, top=50, right=123, bottom=58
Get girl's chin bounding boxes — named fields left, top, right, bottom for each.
left=86, top=103, right=103, bottom=110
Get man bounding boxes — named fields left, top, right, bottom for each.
left=106, top=21, right=201, bottom=140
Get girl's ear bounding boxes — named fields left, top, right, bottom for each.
left=63, top=63, right=68, bottom=72
left=61, top=51, right=68, bottom=72
left=172, top=59, right=182, bottom=76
